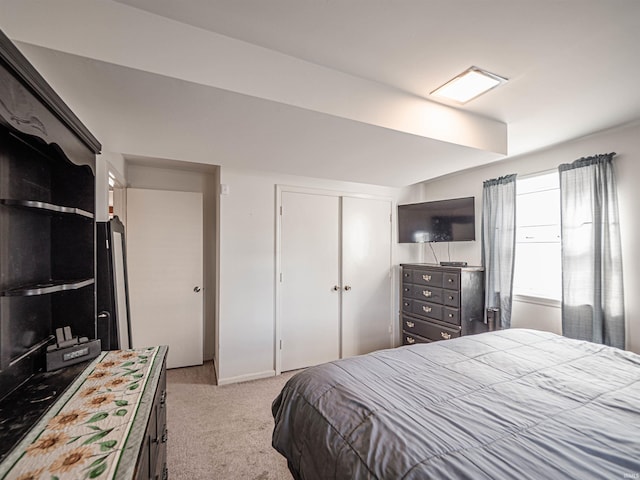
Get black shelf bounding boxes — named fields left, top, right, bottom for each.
left=0, top=28, right=98, bottom=454
left=1, top=278, right=94, bottom=297
left=0, top=199, right=94, bottom=219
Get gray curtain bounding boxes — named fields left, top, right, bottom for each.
left=482, top=174, right=517, bottom=329
left=559, top=153, right=625, bottom=349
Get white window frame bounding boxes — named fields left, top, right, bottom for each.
left=513, top=170, right=562, bottom=306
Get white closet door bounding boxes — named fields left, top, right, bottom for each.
left=127, top=188, right=203, bottom=369
left=341, top=196, right=392, bottom=357
left=280, top=192, right=340, bottom=371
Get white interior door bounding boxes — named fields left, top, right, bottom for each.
left=126, top=188, right=203, bottom=369
left=280, top=191, right=340, bottom=371
left=341, top=196, right=392, bottom=357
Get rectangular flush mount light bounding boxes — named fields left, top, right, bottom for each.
left=431, top=66, right=507, bottom=104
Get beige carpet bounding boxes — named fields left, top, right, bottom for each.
left=166, top=363, right=296, bottom=480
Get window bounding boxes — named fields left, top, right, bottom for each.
left=513, top=171, right=561, bottom=301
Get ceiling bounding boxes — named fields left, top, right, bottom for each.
left=1, top=0, right=639, bottom=187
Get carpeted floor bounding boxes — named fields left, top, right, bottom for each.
left=165, top=363, right=296, bottom=480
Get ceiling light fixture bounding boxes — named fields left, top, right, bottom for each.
left=431, top=66, right=508, bottom=104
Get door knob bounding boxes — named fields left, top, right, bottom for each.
left=193, top=286, right=201, bottom=293
left=332, top=285, right=340, bottom=291
left=344, top=285, right=352, bottom=291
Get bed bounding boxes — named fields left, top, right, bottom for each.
left=271, top=329, right=640, bottom=479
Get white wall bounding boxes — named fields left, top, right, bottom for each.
left=95, top=151, right=125, bottom=222
left=217, top=167, right=398, bottom=384
left=111, top=121, right=640, bottom=385
left=399, top=120, right=640, bottom=353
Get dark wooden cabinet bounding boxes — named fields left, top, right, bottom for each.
left=0, top=347, right=168, bottom=479
left=0, top=26, right=101, bottom=455
left=400, top=264, right=487, bottom=345
left=135, top=356, right=168, bottom=480
left=0, top=29, right=170, bottom=480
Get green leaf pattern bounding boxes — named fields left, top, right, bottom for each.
left=6, top=346, right=159, bottom=480
left=87, top=412, right=109, bottom=423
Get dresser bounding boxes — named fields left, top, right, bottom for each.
left=0, top=346, right=168, bottom=480
left=400, top=264, right=487, bottom=345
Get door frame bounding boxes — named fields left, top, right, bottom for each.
left=274, top=185, right=394, bottom=375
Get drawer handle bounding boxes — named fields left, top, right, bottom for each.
left=448, top=278, right=454, bottom=283
left=448, top=295, right=454, bottom=300
left=405, top=321, right=415, bottom=328
left=441, top=332, right=451, bottom=340
left=160, top=390, right=167, bottom=407
left=404, top=302, right=410, bottom=307
left=422, top=290, right=432, bottom=297
left=448, top=313, right=454, bottom=318
left=162, top=428, right=168, bottom=443
left=406, top=336, right=416, bottom=344
left=422, top=306, right=432, bottom=313
left=422, top=274, right=432, bottom=281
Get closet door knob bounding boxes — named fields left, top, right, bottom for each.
left=332, top=285, right=340, bottom=291
left=193, top=286, right=201, bottom=293
left=344, top=285, right=352, bottom=291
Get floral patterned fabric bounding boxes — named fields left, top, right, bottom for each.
left=0, top=346, right=163, bottom=480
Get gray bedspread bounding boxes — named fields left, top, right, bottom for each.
left=272, top=329, right=640, bottom=479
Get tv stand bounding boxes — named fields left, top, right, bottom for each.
left=439, top=261, right=468, bottom=267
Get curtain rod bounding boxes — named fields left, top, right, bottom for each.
left=516, top=167, right=557, bottom=180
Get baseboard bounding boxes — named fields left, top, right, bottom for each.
left=217, top=370, right=276, bottom=386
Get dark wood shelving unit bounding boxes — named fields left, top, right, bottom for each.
left=0, top=26, right=101, bottom=454
left=0, top=28, right=170, bottom=480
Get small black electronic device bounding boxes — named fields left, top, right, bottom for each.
left=46, top=326, right=101, bottom=371
left=439, top=261, right=468, bottom=267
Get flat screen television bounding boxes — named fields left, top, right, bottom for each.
left=398, top=196, right=475, bottom=243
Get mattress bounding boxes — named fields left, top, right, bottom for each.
left=272, top=329, right=640, bottom=479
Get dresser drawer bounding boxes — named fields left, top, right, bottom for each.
left=443, top=289, right=460, bottom=307
left=412, top=269, right=443, bottom=287
left=443, top=307, right=460, bottom=325
left=402, top=317, right=419, bottom=332
left=443, top=272, right=460, bottom=290
left=402, top=268, right=413, bottom=282
left=412, top=300, right=443, bottom=321
left=412, top=285, right=443, bottom=303
left=403, top=331, right=431, bottom=346
left=429, top=322, right=461, bottom=342
left=401, top=298, right=413, bottom=312
left=402, top=315, right=460, bottom=342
